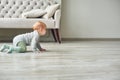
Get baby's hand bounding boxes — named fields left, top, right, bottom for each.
left=34, top=51, right=40, bottom=54
left=40, top=48, right=46, bottom=52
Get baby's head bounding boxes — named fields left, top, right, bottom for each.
left=33, top=21, right=47, bottom=36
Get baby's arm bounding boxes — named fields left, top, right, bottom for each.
left=36, top=43, right=46, bottom=51
left=31, top=36, right=46, bottom=52
left=31, top=37, right=38, bottom=52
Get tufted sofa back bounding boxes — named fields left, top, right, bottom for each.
left=0, top=0, right=61, bottom=18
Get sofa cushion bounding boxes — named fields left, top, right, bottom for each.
left=0, top=18, right=55, bottom=29
left=21, top=9, right=47, bottom=18
left=43, top=4, right=60, bottom=19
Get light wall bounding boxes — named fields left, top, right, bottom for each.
left=61, top=0, right=120, bottom=38
left=0, top=0, right=120, bottom=40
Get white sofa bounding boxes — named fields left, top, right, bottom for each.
left=0, top=0, right=61, bottom=43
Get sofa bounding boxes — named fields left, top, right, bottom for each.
left=0, top=0, right=61, bottom=43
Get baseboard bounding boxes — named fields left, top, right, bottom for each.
left=62, top=38, right=120, bottom=41
left=1, top=38, right=120, bottom=42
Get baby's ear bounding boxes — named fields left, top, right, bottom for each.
left=40, top=26, right=44, bottom=32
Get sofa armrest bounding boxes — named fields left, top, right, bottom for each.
left=54, top=9, right=61, bottom=28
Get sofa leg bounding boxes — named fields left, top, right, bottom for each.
left=56, top=29, right=61, bottom=43
left=51, top=29, right=57, bottom=42
left=51, top=29, right=61, bottom=43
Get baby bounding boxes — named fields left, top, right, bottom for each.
left=0, top=21, right=46, bottom=53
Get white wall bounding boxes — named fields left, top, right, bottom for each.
left=61, top=0, right=120, bottom=38
left=0, top=0, right=120, bottom=40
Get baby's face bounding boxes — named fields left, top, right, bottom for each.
left=33, top=22, right=46, bottom=36
left=39, top=29, right=46, bottom=36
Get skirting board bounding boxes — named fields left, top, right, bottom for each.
left=62, top=38, right=120, bottom=41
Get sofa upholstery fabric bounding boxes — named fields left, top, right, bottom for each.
left=0, top=0, right=61, bottom=29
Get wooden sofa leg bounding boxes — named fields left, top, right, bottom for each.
left=55, top=29, right=61, bottom=43
left=51, top=29, right=57, bottom=42
left=51, top=29, right=61, bottom=43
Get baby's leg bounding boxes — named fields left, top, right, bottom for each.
left=17, top=41, right=26, bottom=53
left=0, top=44, right=10, bottom=52
left=7, top=41, right=27, bottom=53
left=7, top=46, right=21, bottom=53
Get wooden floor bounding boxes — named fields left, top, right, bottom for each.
left=0, top=41, right=120, bottom=80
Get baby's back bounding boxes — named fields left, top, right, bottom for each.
left=13, top=31, right=38, bottom=46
